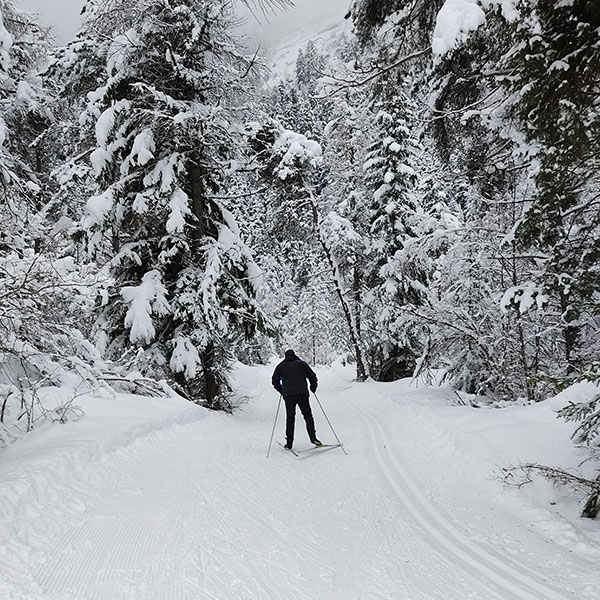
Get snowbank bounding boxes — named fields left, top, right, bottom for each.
left=363, top=374, right=600, bottom=561
left=0, top=388, right=207, bottom=599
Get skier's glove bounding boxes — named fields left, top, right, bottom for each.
left=310, top=384, right=317, bottom=393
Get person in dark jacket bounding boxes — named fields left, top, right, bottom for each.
left=271, top=349, right=321, bottom=450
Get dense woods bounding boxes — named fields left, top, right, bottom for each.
left=0, top=0, right=598, bottom=499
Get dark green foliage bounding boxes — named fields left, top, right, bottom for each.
left=504, top=0, right=600, bottom=371
left=80, top=0, right=266, bottom=408
left=560, top=395, right=600, bottom=448
left=349, top=0, right=443, bottom=48
left=362, top=92, right=424, bottom=378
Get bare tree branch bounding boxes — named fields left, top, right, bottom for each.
left=318, top=47, right=432, bottom=98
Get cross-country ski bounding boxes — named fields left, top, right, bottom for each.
left=276, top=440, right=300, bottom=457
left=296, top=443, right=344, bottom=455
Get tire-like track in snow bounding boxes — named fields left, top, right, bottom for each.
left=348, top=396, right=576, bottom=600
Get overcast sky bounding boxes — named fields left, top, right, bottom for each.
left=17, top=0, right=84, bottom=43
left=15, top=0, right=350, bottom=46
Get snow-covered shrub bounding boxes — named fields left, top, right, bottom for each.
left=0, top=251, right=102, bottom=443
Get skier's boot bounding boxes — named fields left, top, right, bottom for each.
left=284, top=441, right=293, bottom=450
left=311, top=438, right=323, bottom=446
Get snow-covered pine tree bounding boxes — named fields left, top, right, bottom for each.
left=361, top=88, right=425, bottom=380
left=349, top=0, right=444, bottom=49
left=296, top=41, right=325, bottom=96
left=501, top=0, right=600, bottom=378
left=37, top=30, right=110, bottom=261
left=557, top=361, right=600, bottom=518
left=80, top=0, right=267, bottom=409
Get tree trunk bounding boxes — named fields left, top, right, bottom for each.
left=318, top=231, right=368, bottom=381
left=511, top=245, right=536, bottom=403
left=308, top=192, right=368, bottom=381
left=559, top=291, right=579, bottom=375
left=582, top=475, right=600, bottom=519
left=201, top=342, right=219, bottom=408
left=189, top=161, right=206, bottom=241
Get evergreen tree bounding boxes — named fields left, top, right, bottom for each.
left=0, top=0, right=51, bottom=251
left=362, top=89, right=424, bottom=379
left=349, top=0, right=444, bottom=50
left=80, top=0, right=266, bottom=408
left=503, top=0, right=600, bottom=375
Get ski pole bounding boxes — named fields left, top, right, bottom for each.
left=312, top=392, right=348, bottom=455
left=266, top=394, right=282, bottom=459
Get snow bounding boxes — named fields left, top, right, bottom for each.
left=15, top=80, right=37, bottom=107
left=125, top=128, right=155, bottom=171
left=500, top=281, right=549, bottom=313
left=0, top=9, right=13, bottom=73
left=106, top=31, right=138, bottom=76
left=2, top=363, right=599, bottom=599
left=398, top=163, right=416, bottom=176
left=481, top=0, right=520, bottom=21
left=121, top=270, right=170, bottom=344
left=221, top=207, right=264, bottom=292
left=432, top=0, right=486, bottom=57
left=166, top=186, right=191, bottom=233
left=170, top=336, right=200, bottom=378
left=0, top=387, right=205, bottom=598
left=132, top=191, right=150, bottom=214
left=89, top=147, right=110, bottom=175
left=143, top=153, right=179, bottom=192
left=95, top=104, right=118, bottom=148
left=323, top=211, right=362, bottom=244
left=85, top=189, right=114, bottom=226
left=273, top=129, right=322, bottom=179
left=549, top=60, right=570, bottom=72
left=0, top=115, right=7, bottom=146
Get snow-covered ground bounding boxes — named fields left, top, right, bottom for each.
left=2, top=362, right=599, bottom=600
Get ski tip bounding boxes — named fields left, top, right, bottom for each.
left=276, top=441, right=299, bottom=456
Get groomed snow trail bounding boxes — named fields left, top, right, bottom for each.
left=28, top=364, right=599, bottom=600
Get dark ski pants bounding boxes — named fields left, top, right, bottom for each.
left=284, top=394, right=316, bottom=445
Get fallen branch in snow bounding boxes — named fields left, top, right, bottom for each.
left=498, top=463, right=600, bottom=519
left=100, top=376, right=164, bottom=397
left=453, top=390, right=481, bottom=408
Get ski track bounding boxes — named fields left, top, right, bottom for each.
left=348, top=395, right=574, bottom=600
left=27, top=368, right=599, bottom=600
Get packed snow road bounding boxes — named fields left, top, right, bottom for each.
left=3, top=363, right=599, bottom=599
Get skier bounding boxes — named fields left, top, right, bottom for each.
left=271, top=349, right=321, bottom=450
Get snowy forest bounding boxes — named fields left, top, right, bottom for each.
left=0, top=0, right=599, bottom=504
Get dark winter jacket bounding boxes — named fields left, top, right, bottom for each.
left=271, top=351, right=318, bottom=398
